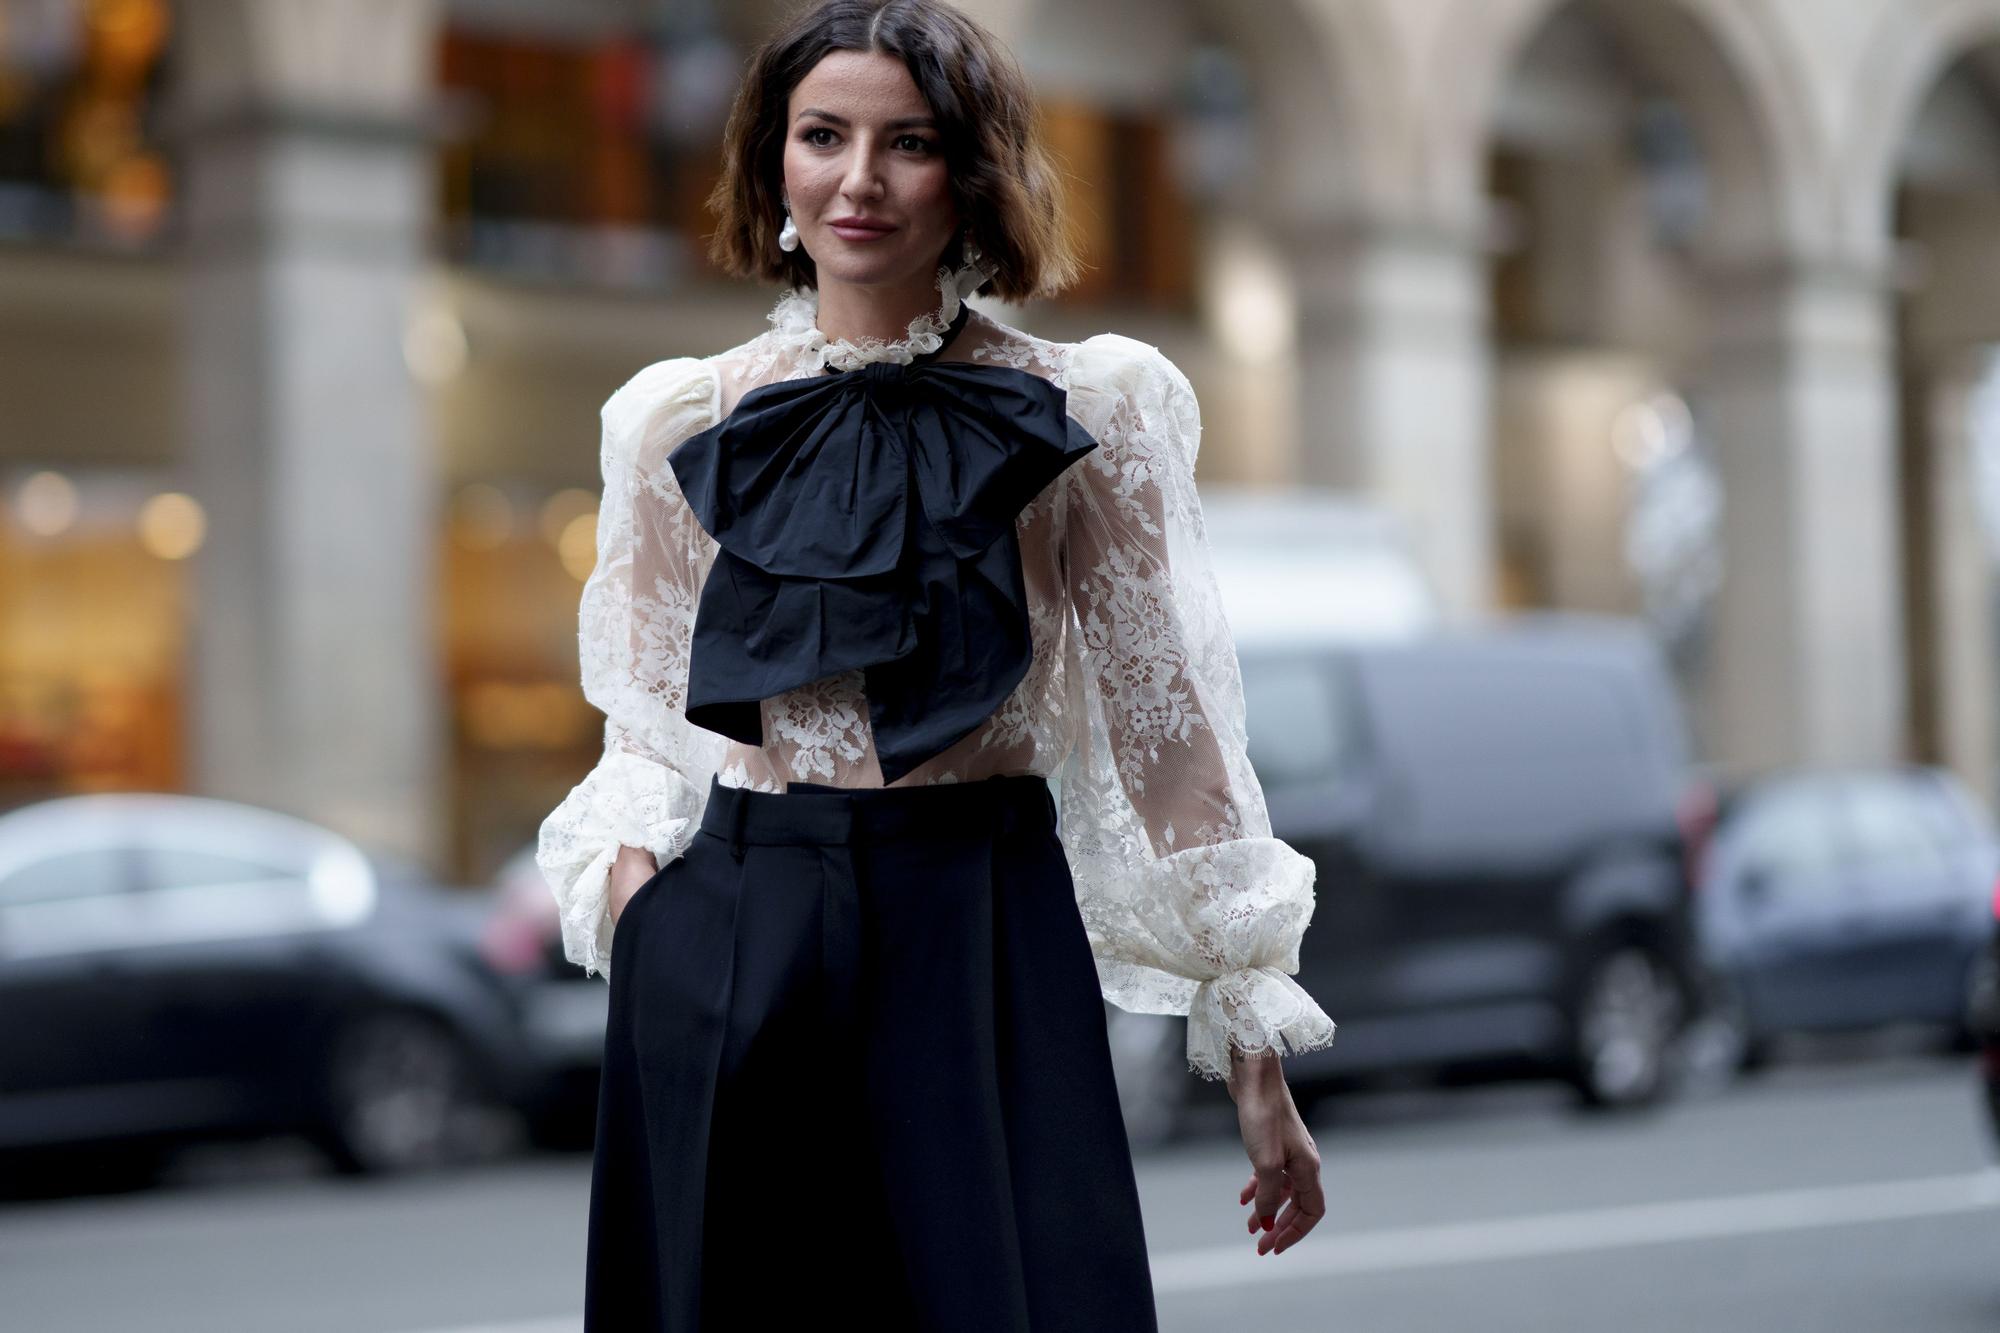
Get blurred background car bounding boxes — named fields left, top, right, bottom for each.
left=0, top=793, right=559, bottom=1181
left=1103, top=611, right=1710, bottom=1147
left=1972, top=891, right=2000, bottom=1152
left=1688, top=766, right=1999, bottom=1076
left=479, top=842, right=609, bottom=1147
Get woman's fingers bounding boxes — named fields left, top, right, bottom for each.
left=1242, top=1173, right=1291, bottom=1232
left=1255, top=1155, right=1326, bottom=1255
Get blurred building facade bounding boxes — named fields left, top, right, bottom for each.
left=6, top=0, right=2000, bottom=876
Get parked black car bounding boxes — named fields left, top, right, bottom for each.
left=479, top=842, right=613, bottom=1146
left=0, top=793, right=549, bottom=1181
left=1105, top=613, right=1709, bottom=1142
left=1972, top=902, right=2000, bottom=1151
left=1691, top=766, right=1997, bottom=1073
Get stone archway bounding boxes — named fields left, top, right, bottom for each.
left=1453, top=0, right=1807, bottom=770
left=1431, top=0, right=1810, bottom=259
left=1434, top=0, right=1914, bottom=778
left=1856, top=9, right=2000, bottom=803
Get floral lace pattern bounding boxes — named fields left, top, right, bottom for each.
left=535, top=284, right=1335, bottom=1081
left=765, top=669, right=870, bottom=780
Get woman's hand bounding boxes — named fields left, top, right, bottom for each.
left=1228, top=1045, right=1325, bottom=1257
left=608, top=844, right=659, bottom=928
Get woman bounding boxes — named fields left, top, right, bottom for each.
left=536, top=1, right=1337, bottom=1327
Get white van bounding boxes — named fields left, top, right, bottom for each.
left=1198, top=486, right=1438, bottom=649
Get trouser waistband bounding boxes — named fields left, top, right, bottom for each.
left=700, top=771, right=1055, bottom=860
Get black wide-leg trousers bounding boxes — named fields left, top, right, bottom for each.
left=583, top=771, right=1160, bottom=1332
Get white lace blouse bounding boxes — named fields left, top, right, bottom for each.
left=535, top=281, right=1336, bottom=1082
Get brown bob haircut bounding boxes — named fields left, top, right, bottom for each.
left=705, top=0, right=1083, bottom=301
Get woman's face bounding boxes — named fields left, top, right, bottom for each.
left=781, top=49, right=959, bottom=292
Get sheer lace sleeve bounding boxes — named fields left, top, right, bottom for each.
left=535, top=356, right=728, bottom=980
left=1056, top=335, right=1337, bottom=1081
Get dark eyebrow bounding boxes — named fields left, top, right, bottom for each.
left=793, top=108, right=938, bottom=130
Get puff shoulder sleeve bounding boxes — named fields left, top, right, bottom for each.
left=1056, top=335, right=1337, bottom=1081
left=535, top=357, right=727, bottom=980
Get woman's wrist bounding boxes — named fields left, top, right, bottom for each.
left=613, top=844, right=658, bottom=873
left=610, top=845, right=659, bottom=907
left=1224, top=1041, right=1284, bottom=1100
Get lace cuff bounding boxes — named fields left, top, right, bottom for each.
left=1075, top=835, right=1338, bottom=1082
left=534, top=747, right=707, bottom=980
left=1187, top=965, right=1339, bottom=1084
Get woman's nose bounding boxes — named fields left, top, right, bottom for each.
left=840, top=142, right=886, bottom=199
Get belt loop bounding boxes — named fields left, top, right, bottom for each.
left=728, top=788, right=750, bottom=862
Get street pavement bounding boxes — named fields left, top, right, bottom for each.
left=1, top=1029, right=1994, bottom=1332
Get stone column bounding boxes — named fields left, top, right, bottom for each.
left=1286, top=216, right=1496, bottom=622
left=169, top=0, right=448, bottom=864
left=1694, top=256, right=1907, bottom=777
left=1919, top=350, right=2000, bottom=809
left=1897, top=188, right=2000, bottom=807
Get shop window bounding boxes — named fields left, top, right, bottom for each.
left=0, top=0, right=174, bottom=249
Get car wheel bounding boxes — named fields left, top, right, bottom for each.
left=1566, top=943, right=1685, bottom=1110
left=1691, top=973, right=1774, bottom=1077
left=315, top=1010, right=496, bottom=1176
left=1104, top=1007, right=1190, bottom=1151
left=1940, top=953, right=1997, bottom=1057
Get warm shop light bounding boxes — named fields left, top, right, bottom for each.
left=558, top=509, right=598, bottom=581
left=89, top=0, right=170, bottom=69
left=540, top=487, right=598, bottom=546
left=99, top=151, right=170, bottom=240
left=15, top=471, right=79, bottom=536
left=450, top=482, right=515, bottom=550
left=463, top=679, right=580, bottom=748
left=137, top=491, right=205, bottom=559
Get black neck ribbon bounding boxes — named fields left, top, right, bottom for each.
left=666, top=301, right=1101, bottom=784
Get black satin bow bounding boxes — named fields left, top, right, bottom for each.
left=666, top=316, right=1100, bottom=784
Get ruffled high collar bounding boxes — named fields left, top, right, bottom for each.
left=765, top=262, right=982, bottom=374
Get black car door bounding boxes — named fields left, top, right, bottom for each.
left=0, top=841, right=150, bottom=1147
left=123, top=833, right=338, bottom=1131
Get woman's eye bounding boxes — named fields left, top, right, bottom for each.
left=797, top=127, right=933, bottom=153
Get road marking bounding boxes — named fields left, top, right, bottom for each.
left=391, top=1168, right=2000, bottom=1328
left=1151, top=1167, right=2000, bottom=1293
left=394, top=1321, right=579, bottom=1333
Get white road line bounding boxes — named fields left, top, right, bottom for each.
left=392, top=1169, right=2000, bottom=1330
left=1151, top=1167, right=2000, bottom=1294
left=394, top=1321, right=579, bottom=1333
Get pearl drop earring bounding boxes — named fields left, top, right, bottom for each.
left=777, top=201, right=800, bottom=253
left=952, top=229, right=989, bottom=298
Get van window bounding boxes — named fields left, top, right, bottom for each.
left=1357, top=651, right=1669, bottom=864
left=1372, top=655, right=1646, bottom=762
